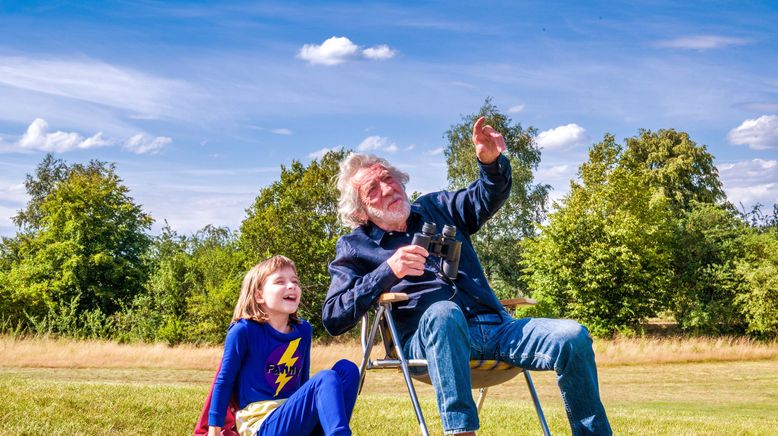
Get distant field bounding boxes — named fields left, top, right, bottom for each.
left=1, top=336, right=777, bottom=435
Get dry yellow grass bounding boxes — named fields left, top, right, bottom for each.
left=0, top=335, right=223, bottom=370
left=594, top=336, right=778, bottom=366
left=1, top=334, right=776, bottom=371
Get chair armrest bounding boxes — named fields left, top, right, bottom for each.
left=500, top=297, right=537, bottom=309
left=378, top=293, right=533, bottom=306
left=379, top=292, right=409, bottom=303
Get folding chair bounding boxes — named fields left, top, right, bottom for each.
left=358, top=292, right=551, bottom=436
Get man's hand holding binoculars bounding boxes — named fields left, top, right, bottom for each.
left=387, top=245, right=429, bottom=278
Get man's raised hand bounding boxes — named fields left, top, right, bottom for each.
left=387, top=245, right=429, bottom=278
left=471, top=116, right=506, bottom=165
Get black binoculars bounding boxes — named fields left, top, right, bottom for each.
left=411, top=222, right=462, bottom=280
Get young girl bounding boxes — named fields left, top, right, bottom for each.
left=208, top=256, right=359, bottom=436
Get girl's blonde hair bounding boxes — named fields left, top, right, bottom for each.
left=232, top=255, right=300, bottom=324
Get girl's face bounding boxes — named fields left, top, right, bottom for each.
left=258, top=266, right=301, bottom=317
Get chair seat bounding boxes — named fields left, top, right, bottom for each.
left=410, top=359, right=523, bottom=389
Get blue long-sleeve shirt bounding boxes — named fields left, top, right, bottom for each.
left=208, top=318, right=311, bottom=427
left=322, top=155, right=512, bottom=342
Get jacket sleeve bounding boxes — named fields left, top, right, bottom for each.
left=321, top=238, right=401, bottom=336
left=438, top=155, right=512, bottom=235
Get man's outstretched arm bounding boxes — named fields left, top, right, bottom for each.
left=437, top=117, right=512, bottom=235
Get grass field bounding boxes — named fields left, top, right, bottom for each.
left=1, top=336, right=777, bottom=435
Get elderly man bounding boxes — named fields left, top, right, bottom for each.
left=322, top=117, right=611, bottom=435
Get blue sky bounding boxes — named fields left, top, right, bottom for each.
left=1, top=1, right=777, bottom=236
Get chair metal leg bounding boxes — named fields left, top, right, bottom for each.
left=358, top=307, right=384, bottom=394
left=476, top=387, right=488, bottom=413
left=384, top=306, right=429, bottom=436
left=523, top=371, right=551, bottom=436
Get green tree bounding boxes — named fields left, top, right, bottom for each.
left=239, top=150, right=348, bottom=335
left=670, top=202, right=749, bottom=334
left=444, top=98, right=549, bottom=296
left=520, top=129, right=754, bottom=336
left=734, top=229, right=778, bottom=338
left=521, top=136, right=674, bottom=335
left=185, top=225, right=244, bottom=343
left=621, top=129, right=725, bottom=213
left=1, top=157, right=153, bottom=326
left=619, top=130, right=747, bottom=334
left=116, top=224, right=243, bottom=344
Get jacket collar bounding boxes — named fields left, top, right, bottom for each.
left=362, top=209, right=422, bottom=243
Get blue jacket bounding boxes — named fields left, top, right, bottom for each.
left=322, top=155, right=512, bottom=341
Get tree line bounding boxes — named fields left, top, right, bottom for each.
left=1, top=100, right=776, bottom=344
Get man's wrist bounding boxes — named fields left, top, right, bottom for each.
left=478, top=155, right=504, bottom=174
left=376, top=261, right=403, bottom=288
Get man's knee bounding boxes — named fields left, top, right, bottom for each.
left=554, top=320, right=592, bottom=347
left=420, top=301, right=466, bottom=331
left=551, top=320, right=595, bottom=372
left=417, top=301, right=467, bottom=347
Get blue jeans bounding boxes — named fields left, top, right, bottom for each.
left=402, top=301, right=612, bottom=435
left=258, top=359, right=359, bottom=436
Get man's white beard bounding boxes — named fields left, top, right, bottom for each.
left=366, top=198, right=410, bottom=225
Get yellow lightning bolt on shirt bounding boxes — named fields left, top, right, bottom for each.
left=273, top=338, right=301, bottom=397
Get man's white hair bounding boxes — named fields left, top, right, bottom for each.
left=336, top=153, right=410, bottom=228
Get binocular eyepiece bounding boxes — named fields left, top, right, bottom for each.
left=411, top=222, right=462, bottom=280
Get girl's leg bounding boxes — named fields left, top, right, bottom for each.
left=332, top=359, right=360, bottom=421
left=259, top=359, right=359, bottom=436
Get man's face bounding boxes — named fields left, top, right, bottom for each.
left=352, top=163, right=410, bottom=228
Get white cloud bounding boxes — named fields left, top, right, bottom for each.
left=0, top=180, right=26, bottom=204
left=122, top=134, right=172, bottom=155
left=536, top=164, right=572, bottom=179
left=357, top=136, right=398, bottom=153
left=727, top=115, right=778, bottom=150
left=0, top=56, right=190, bottom=119
left=0, top=178, right=27, bottom=233
left=5, top=118, right=171, bottom=155
left=308, top=146, right=343, bottom=159
left=17, top=118, right=113, bottom=152
left=535, top=124, right=589, bottom=150
left=655, top=35, right=750, bottom=50
left=426, top=147, right=445, bottom=156
left=298, top=36, right=397, bottom=65
left=248, top=126, right=294, bottom=135
left=719, top=158, right=778, bottom=207
left=737, top=102, right=778, bottom=112
left=508, top=104, right=525, bottom=113
left=362, top=45, right=396, bottom=60
left=298, top=36, right=360, bottom=65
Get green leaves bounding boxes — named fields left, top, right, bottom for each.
left=2, top=158, right=153, bottom=325
left=520, top=128, right=778, bottom=338
left=734, top=229, right=778, bottom=338
left=522, top=153, right=674, bottom=335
